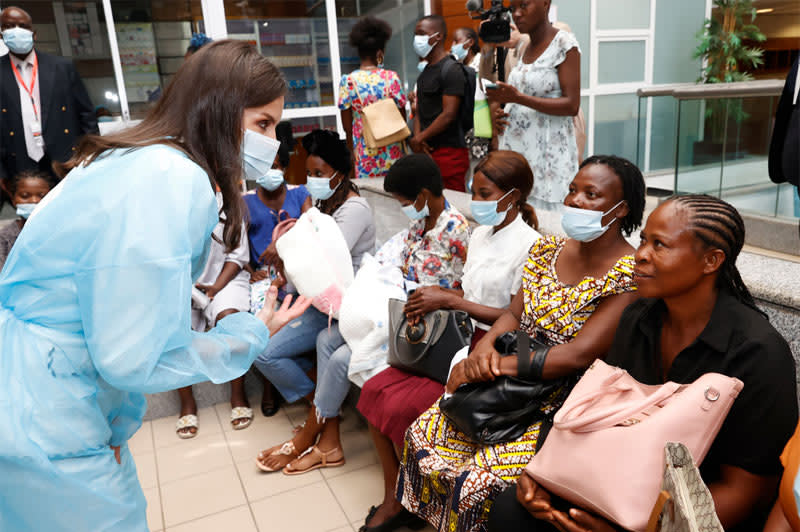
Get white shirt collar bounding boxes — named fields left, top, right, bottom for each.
left=9, top=49, right=36, bottom=69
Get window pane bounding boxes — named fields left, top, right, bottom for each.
left=596, top=0, right=650, bottom=30
left=554, top=0, right=590, bottom=89
left=220, top=3, right=335, bottom=111
left=594, top=93, right=640, bottom=163
left=598, top=40, right=646, bottom=84
left=110, top=1, right=201, bottom=120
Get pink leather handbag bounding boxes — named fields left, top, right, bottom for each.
left=525, top=359, right=743, bottom=532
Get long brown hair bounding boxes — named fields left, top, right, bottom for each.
left=58, top=40, right=287, bottom=250
left=474, top=150, right=538, bottom=229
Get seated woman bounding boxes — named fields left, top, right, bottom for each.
left=255, top=129, right=376, bottom=471
left=244, top=121, right=312, bottom=416
left=398, top=155, right=646, bottom=532
left=357, top=153, right=471, bottom=531
left=489, top=195, right=798, bottom=532
left=175, top=190, right=253, bottom=437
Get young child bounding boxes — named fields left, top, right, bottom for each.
left=0, top=170, right=55, bottom=270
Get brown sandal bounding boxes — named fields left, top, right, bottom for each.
left=283, top=445, right=345, bottom=475
left=256, top=441, right=299, bottom=472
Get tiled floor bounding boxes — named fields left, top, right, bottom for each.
left=128, top=398, right=435, bottom=532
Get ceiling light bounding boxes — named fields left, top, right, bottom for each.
left=756, top=8, right=773, bottom=13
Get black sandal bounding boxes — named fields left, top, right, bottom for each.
left=261, top=382, right=282, bottom=417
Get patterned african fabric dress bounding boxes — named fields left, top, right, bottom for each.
left=338, top=68, right=408, bottom=179
left=397, top=235, right=636, bottom=532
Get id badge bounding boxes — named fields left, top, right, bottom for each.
left=30, top=119, right=44, bottom=148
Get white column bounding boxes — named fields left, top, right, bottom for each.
left=201, top=0, right=228, bottom=40
left=100, top=0, right=130, bottom=121
left=325, top=0, right=345, bottom=137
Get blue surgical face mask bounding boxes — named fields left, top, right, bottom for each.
left=413, top=32, right=439, bottom=58
left=2, top=27, right=34, bottom=55
left=256, top=168, right=285, bottom=191
left=401, top=197, right=429, bottom=221
left=417, top=60, right=428, bottom=73
left=242, top=129, right=281, bottom=182
left=451, top=42, right=469, bottom=62
left=561, top=200, right=624, bottom=242
left=306, top=172, right=340, bottom=201
left=471, top=189, right=515, bottom=227
left=16, top=203, right=37, bottom=220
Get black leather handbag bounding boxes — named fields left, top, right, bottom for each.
left=439, top=331, right=571, bottom=445
left=386, top=298, right=474, bottom=384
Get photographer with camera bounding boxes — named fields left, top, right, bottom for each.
left=409, top=15, right=471, bottom=192
left=485, top=0, right=581, bottom=209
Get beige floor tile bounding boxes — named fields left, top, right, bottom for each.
left=237, top=460, right=323, bottom=503
left=250, top=481, right=348, bottom=532
left=327, top=527, right=355, bottom=532
left=152, top=406, right=222, bottom=449
left=160, top=466, right=247, bottom=528
left=143, top=486, right=163, bottom=532
left=165, top=505, right=256, bottom=532
left=226, top=413, right=296, bottom=464
left=326, top=464, right=384, bottom=524
left=135, top=451, right=158, bottom=489
left=282, top=401, right=311, bottom=427
left=155, top=431, right=233, bottom=484
left=320, top=428, right=378, bottom=480
left=129, top=421, right=154, bottom=456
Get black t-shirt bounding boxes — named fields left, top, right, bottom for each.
left=606, top=291, right=798, bottom=531
left=417, top=56, right=467, bottom=149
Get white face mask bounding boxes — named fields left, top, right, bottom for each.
left=413, top=32, right=439, bottom=58
left=256, top=168, right=284, bottom=191
left=242, top=129, right=281, bottom=182
left=451, top=42, right=469, bottom=62
left=561, top=200, right=625, bottom=242
left=2, top=27, right=34, bottom=55
left=306, top=172, right=340, bottom=201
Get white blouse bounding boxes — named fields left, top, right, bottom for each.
left=461, top=214, right=541, bottom=330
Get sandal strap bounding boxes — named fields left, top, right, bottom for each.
left=175, top=415, right=198, bottom=430
left=230, top=406, right=253, bottom=421
left=274, top=441, right=298, bottom=457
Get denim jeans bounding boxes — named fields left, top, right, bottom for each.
left=313, top=323, right=353, bottom=420
left=253, top=306, right=328, bottom=403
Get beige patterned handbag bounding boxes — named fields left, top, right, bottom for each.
left=646, top=442, right=724, bottom=532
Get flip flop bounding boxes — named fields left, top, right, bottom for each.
left=283, top=445, right=345, bottom=476
left=175, top=414, right=198, bottom=439
left=231, top=406, right=253, bottom=430
left=256, top=441, right=299, bottom=472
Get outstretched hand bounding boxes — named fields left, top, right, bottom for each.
left=256, top=286, right=311, bottom=335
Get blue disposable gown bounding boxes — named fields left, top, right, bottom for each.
left=0, top=145, right=270, bottom=531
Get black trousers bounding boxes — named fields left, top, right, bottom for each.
left=487, top=485, right=559, bottom=532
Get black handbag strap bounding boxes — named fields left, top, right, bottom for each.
left=516, top=332, right=530, bottom=378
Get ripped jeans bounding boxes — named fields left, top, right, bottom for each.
left=253, top=306, right=328, bottom=403
left=313, top=323, right=353, bottom=421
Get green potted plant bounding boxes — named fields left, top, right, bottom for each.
left=692, top=0, right=766, bottom=163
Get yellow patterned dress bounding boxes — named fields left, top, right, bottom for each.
left=398, top=235, right=636, bottom=532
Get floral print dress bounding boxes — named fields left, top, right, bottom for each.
left=401, top=204, right=469, bottom=289
left=499, top=30, right=580, bottom=205
left=338, top=69, right=408, bottom=179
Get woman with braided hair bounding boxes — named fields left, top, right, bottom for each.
left=489, top=194, right=798, bottom=532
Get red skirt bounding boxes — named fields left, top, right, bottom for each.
left=358, top=367, right=444, bottom=447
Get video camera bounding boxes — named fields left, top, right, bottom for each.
left=465, top=0, right=512, bottom=44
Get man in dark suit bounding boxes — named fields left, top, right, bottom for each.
left=0, top=5, right=98, bottom=201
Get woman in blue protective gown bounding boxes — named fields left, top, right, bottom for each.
left=0, top=40, right=310, bottom=531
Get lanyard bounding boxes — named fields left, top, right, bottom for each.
left=10, top=54, right=38, bottom=119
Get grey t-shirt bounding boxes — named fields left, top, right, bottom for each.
left=0, top=220, right=22, bottom=271
left=333, top=196, right=376, bottom=272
